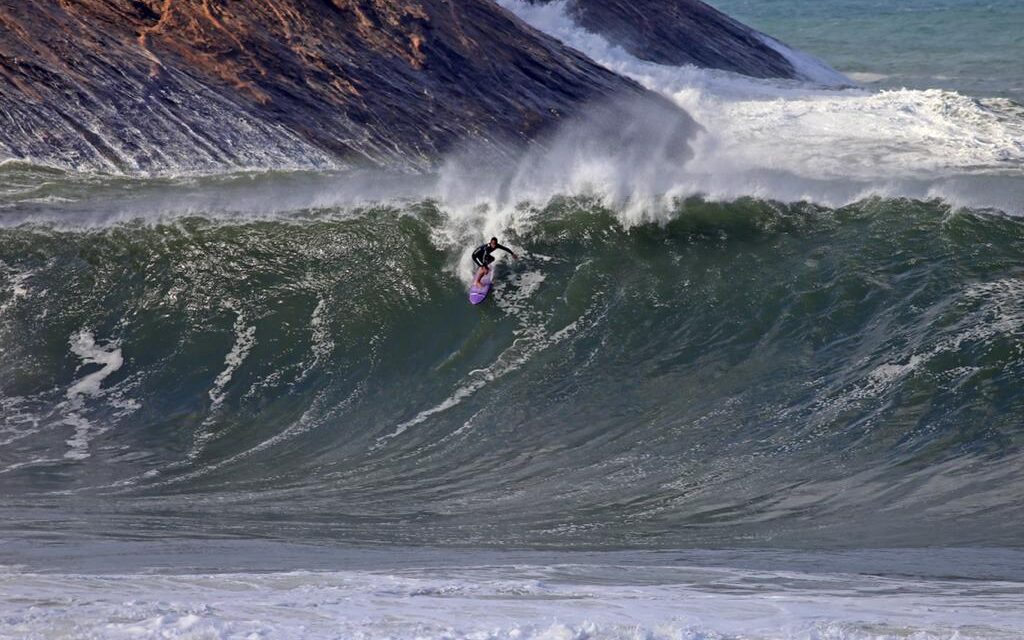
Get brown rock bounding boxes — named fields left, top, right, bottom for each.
left=0, top=0, right=685, bottom=174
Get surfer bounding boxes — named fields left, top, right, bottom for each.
left=472, top=237, right=518, bottom=287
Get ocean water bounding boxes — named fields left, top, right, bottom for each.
left=2, top=1, right=1024, bottom=639
left=707, top=0, right=1024, bottom=101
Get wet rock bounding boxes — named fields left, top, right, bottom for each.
left=0, top=0, right=681, bottom=174
left=525, top=0, right=799, bottom=79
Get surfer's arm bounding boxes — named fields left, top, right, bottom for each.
left=495, top=244, right=519, bottom=259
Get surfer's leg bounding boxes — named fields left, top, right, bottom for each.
left=473, top=265, right=488, bottom=286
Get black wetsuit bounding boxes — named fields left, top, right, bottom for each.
left=472, top=243, right=512, bottom=269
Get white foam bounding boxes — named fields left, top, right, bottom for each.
left=755, top=33, right=852, bottom=87
left=62, top=329, right=125, bottom=460
left=295, top=297, right=335, bottom=384
left=207, top=306, right=256, bottom=413
left=486, top=0, right=1024, bottom=217
left=66, top=330, right=124, bottom=399
left=846, top=71, right=891, bottom=84
left=0, top=269, right=31, bottom=318
left=1, top=563, right=1020, bottom=640
left=190, top=304, right=257, bottom=458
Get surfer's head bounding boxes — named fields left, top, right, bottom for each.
left=489, top=237, right=498, bottom=249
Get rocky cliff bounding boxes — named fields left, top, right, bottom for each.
left=1, top=0, right=676, bottom=173
left=0, top=0, right=806, bottom=175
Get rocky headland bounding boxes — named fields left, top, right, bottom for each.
left=0, top=0, right=816, bottom=174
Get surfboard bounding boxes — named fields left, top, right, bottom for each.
left=469, top=276, right=492, bottom=305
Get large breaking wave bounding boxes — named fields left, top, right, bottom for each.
left=1, top=0, right=1023, bottom=553
left=1, top=192, right=1022, bottom=548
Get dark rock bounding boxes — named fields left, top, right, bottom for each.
left=0, top=0, right=688, bottom=174
left=525, top=0, right=799, bottom=79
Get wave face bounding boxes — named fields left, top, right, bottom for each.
left=0, top=0, right=1022, bottom=556
left=1, top=192, right=1022, bottom=548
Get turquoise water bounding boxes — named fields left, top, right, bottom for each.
left=708, top=0, right=1024, bottom=101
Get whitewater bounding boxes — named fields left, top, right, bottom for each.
left=2, top=1, right=1024, bottom=639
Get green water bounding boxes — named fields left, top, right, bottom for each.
left=1, top=193, right=1023, bottom=548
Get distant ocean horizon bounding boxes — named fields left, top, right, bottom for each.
left=707, top=0, right=1024, bottom=101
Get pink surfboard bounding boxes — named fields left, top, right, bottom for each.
left=469, top=276, right=492, bottom=305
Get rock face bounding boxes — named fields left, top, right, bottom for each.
left=0, top=0, right=679, bottom=174
left=526, top=0, right=798, bottom=79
